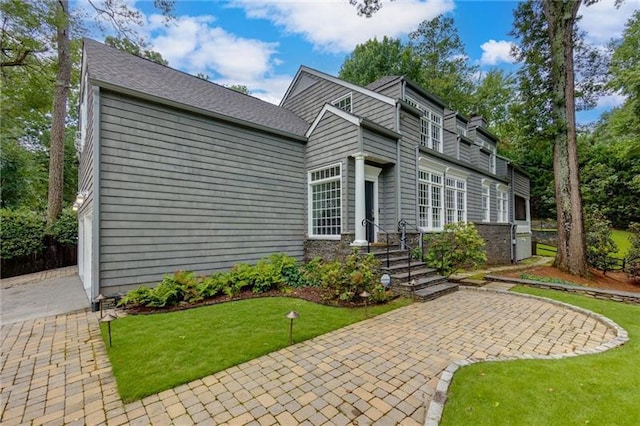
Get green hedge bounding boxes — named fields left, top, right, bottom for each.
left=0, top=207, right=78, bottom=260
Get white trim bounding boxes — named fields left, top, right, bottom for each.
left=306, top=104, right=360, bottom=137
left=481, top=179, right=491, bottom=222
left=281, top=66, right=396, bottom=107
left=419, top=157, right=447, bottom=174
left=496, top=183, right=510, bottom=223
left=365, top=165, right=382, bottom=243
left=445, top=166, right=469, bottom=180
left=308, top=162, right=343, bottom=239
left=332, top=92, right=353, bottom=113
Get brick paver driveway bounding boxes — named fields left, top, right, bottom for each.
left=1, top=288, right=626, bottom=425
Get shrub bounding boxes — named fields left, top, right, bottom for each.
left=421, top=222, right=487, bottom=277
left=627, top=223, right=640, bottom=280
left=0, top=208, right=45, bottom=259
left=46, top=207, right=78, bottom=245
left=318, top=250, right=389, bottom=303
left=118, top=286, right=156, bottom=308
left=585, top=210, right=619, bottom=273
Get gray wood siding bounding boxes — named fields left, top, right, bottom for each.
left=443, top=113, right=457, bottom=158
left=379, top=167, right=396, bottom=230
left=282, top=72, right=395, bottom=129
left=514, top=170, right=530, bottom=197
left=398, top=112, right=419, bottom=225
left=478, top=150, right=490, bottom=171
left=496, top=157, right=509, bottom=177
left=404, top=86, right=443, bottom=113
left=362, top=129, right=396, bottom=164
left=375, top=82, right=402, bottom=99
left=78, top=85, right=95, bottom=212
left=459, top=141, right=471, bottom=163
left=306, top=111, right=359, bottom=234
left=98, top=91, right=306, bottom=289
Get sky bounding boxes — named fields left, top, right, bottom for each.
left=87, top=0, right=638, bottom=124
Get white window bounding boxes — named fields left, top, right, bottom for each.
left=497, top=185, right=509, bottom=223
left=456, top=124, right=467, bottom=137
left=406, top=96, right=443, bottom=152
left=445, top=177, right=466, bottom=224
left=332, top=93, right=352, bottom=113
left=309, top=164, right=342, bottom=237
left=482, top=182, right=491, bottom=222
left=418, top=170, right=444, bottom=231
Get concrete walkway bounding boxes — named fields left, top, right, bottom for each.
left=0, top=287, right=627, bottom=426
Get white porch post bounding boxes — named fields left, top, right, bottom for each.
left=352, top=152, right=368, bottom=246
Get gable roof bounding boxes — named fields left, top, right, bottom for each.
left=280, top=66, right=396, bottom=107
left=366, top=75, right=402, bottom=91
left=82, top=38, right=309, bottom=138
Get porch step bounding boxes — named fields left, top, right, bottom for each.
left=390, top=274, right=448, bottom=295
left=389, top=267, right=438, bottom=282
left=382, top=261, right=427, bottom=274
left=413, top=282, right=459, bottom=301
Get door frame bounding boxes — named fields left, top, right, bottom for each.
left=364, top=165, right=381, bottom=242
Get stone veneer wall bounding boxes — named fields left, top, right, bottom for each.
left=305, top=226, right=512, bottom=265
left=473, top=223, right=512, bottom=265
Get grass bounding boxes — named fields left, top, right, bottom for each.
left=101, top=296, right=412, bottom=402
left=441, top=287, right=640, bottom=425
left=612, top=229, right=632, bottom=258
left=519, top=273, right=580, bottom=286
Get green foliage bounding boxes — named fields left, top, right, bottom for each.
left=118, top=286, right=156, bottom=308
left=0, top=208, right=45, bottom=259
left=422, top=222, right=487, bottom=277
left=519, top=273, right=579, bottom=286
left=317, top=251, right=389, bottom=303
left=339, top=36, right=424, bottom=86
left=105, top=36, right=168, bottom=65
left=45, top=207, right=78, bottom=244
left=584, top=210, right=619, bottom=272
left=627, top=223, right=640, bottom=280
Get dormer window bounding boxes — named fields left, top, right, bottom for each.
left=333, top=93, right=352, bottom=113
left=406, top=95, right=443, bottom=153
left=456, top=124, right=467, bottom=137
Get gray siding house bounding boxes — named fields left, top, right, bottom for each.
left=77, top=39, right=531, bottom=301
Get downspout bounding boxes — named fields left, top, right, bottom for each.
left=395, top=101, right=402, bottom=227
left=415, top=144, right=420, bottom=229
left=510, top=164, right=517, bottom=264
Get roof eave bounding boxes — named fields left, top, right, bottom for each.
left=91, top=78, right=308, bottom=142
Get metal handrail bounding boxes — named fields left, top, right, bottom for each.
left=361, top=219, right=390, bottom=268
left=398, top=219, right=425, bottom=260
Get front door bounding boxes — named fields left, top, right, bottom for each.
left=365, top=180, right=375, bottom=242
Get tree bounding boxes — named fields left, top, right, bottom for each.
left=339, top=36, right=423, bottom=86
left=46, top=0, right=72, bottom=225
left=227, top=84, right=251, bottom=95
left=609, top=11, right=640, bottom=116
left=408, top=15, right=478, bottom=113
left=469, top=68, right=517, bottom=134
left=512, top=0, right=592, bottom=276
left=1, top=0, right=174, bottom=222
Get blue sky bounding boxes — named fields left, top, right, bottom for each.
left=89, top=0, right=637, bottom=124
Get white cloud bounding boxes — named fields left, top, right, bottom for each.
left=578, top=0, right=640, bottom=45
left=143, top=14, right=290, bottom=103
left=479, top=40, right=516, bottom=66
left=235, top=0, right=455, bottom=53
left=596, top=92, right=627, bottom=109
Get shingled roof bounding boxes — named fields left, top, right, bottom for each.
left=366, top=75, right=402, bottom=92
left=82, top=39, right=310, bottom=137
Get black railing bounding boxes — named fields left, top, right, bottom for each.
left=362, top=219, right=390, bottom=268
left=398, top=219, right=425, bottom=260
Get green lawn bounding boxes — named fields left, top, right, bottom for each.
left=441, top=287, right=639, bottom=425
left=101, top=296, right=412, bottom=402
left=612, top=229, right=632, bottom=258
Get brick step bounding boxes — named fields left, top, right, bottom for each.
left=368, top=248, right=408, bottom=258
left=391, top=274, right=448, bottom=295
left=413, top=282, right=459, bottom=301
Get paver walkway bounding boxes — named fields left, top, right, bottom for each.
left=1, top=289, right=625, bottom=425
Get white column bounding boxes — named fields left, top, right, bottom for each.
left=352, top=153, right=368, bottom=246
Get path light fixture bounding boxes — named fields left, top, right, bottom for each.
left=380, top=274, right=391, bottom=289
left=286, top=311, right=299, bottom=345
left=101, top=312, right=117, bottom=347
left=95, top=294, right=106, bottom=318
left=72, top=202, right=79, bottom=211
left=360, top=290, right=371, bottom=318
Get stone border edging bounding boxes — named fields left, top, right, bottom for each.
left=486, top=274, right=640, bottom=304
left=423, top=286, right=630, bottom=426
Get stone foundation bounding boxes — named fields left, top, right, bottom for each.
left=473, top=223, right=512, bottom=265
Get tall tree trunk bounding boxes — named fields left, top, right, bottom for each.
left=544, top=0, right=589, bottom=276
left=46, top=0, right=71, bottom=225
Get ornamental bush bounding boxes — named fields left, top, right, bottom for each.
left=585, top=210, right=619, bottom=273
left=626, top=223, right=640, bottom=280
left=0, top=208, right=45, bottom=259
left=421, top=222, right=487, bottom=277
